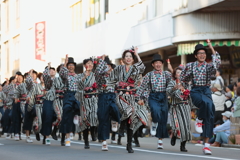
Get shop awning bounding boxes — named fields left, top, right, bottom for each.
left=177, top=40, right=240, bottom=56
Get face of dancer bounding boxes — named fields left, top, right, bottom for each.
left=195, top=50, right=206, bottom=63
left=32, top=73, right=37, bottom=81
left=152, top=61, right=163, bottom=71
left=17, top=76, right=23, bottom=84
left=84, top=60, right=94, bottom=71
left=175, top=69, right=182, bottom=79
left=123, top=52, right=134, bottom=65
left=40, top=75, right=44, bottom=83
left=0, top=85, right=2, bottom=91
left=67, top=63, right=75, bottom=73
left=50, top=69, right=56, bottom=77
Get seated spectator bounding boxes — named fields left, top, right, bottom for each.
left=226, top=84, right=234, bottom=99
left=232, top=87, right=240, bottom=118
left=224, top=92, right=233, bottom=112
left=209, top=120, right=224, bottom=144
left=211, top=111, right=232, bottom=147
left=233, top=82, right=238, bottom=102
left=211, top=83, right=226, bottom=123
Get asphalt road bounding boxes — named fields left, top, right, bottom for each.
left=0, top=135, right=239, bottom=160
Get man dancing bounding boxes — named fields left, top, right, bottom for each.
left=180, top=41, right=221, bottom=155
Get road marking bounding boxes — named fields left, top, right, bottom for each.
left=23, top=136, right=237, bottom=160
left=69, top=141, right=237, bottom=160
left=0, top=143, right=4, bottom=145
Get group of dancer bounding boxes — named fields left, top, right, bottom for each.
left=0, top=41, right=221, bottom=155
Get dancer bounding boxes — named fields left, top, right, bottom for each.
left=106, top=47, right=146, bottom=153
left=167, top=66, right=191, bottom=152
left=135, top=53, right=172, bottom=149
left=51, top=64, right=65, bottom=140
left=59, top=55, right=80, bottom=147
left=0, top=83, right=6, bottom=136
left=180, top=41, right=221, bottom=155
left=95, top=56, right=121, bottom=150
left=75, top=57, right=99, bottom=149
left=23, top=70, right=39, bottom=143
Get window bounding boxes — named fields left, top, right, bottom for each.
left=5, top=0, right=9, bottom=32
left=137, top=0, right=147, bottom=22
left=13, top=36, right=20, bottom=71
left=13, top=35, right=20, bottom=60
left=16, top=0, right=20, bottom=18
left=4, top=41, right=9, bottom=73
left=70, top=1, right=82, bottom=32
left=16, top=0, right=20, bottom=28
left=86, top=0, right=101, bottom=27
left=104, top=0, right=108, bottom=20
left=155, top=0, right=163, bottom=17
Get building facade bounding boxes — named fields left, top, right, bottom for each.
left=0, top=0, right=239, bottom=85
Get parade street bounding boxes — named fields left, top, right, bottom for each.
left=0, top=136, right=239, bottom=160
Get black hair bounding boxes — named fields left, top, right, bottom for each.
left=2, top=81, right=6, bottom=87
left=9, top=76, right=15, bottom=83
left=57, top=65, right=62, bottom=73
left=83, top=58, right=93, bottom=65
left=121, top=50, right=136, bottom=63
left=238, top=78, right=240, bottom=83
left=32, top=70, right=38, bottom=75
left=50, top=67, right=55, bottom=71
left=172, top=67, right=183, bottom=80
left=217, top=68, right=223, bottom=76
left=24, top=73, right=28, bottom=78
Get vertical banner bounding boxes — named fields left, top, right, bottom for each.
left=35, top=21, right=46, bottom=61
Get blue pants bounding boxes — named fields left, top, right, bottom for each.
left=148, top=92, right=169, bottom=139
left=23, top=104, right=36, bottom=131
left=41, top=100, right=56, bottom=136
left=0, top=106, right=4, bottom=122
left=215, top=132, right=228, bottom=144
left=97, top=93, right=121, bottom=140
left=191, top=86, right=215, bottom=138
left=12, top=102, right=22, bottom=134
left=60, top=91, right=80, bottom=134
left=2, top=108, right=12, bottom=133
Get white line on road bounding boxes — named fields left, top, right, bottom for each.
left=0, top=143, right=4, bottom=145
left=23, top=136, right=237, bottom=160
left=69, top=141, right=237, bottom=160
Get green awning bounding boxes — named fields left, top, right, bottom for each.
left=177, top=40, right=240, bottom=56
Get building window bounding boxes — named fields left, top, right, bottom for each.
left=5, top=0, right=9, bottom=32
left=4, top=41, right=9, bottom=73
left=137, top=0, right=147, bottom=22
left=155, top=0, right=163, bottom=17
left=13, top=36, right=20, bottom=72
left=104, top=0, right=108, bottom=20
left=16, top=0, right=20, bottom=28
left=70, top=1, right=82, bottom=32
left=86, top=0, right=101, bottom=27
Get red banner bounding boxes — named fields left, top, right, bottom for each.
left=35, top=21, right=46, bottom=61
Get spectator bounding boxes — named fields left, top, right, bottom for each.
left=209, top=120, right=223, bottom=144
left=211, top=111, right=232, bottom=147
left=238, top=78, right=240, bottom=87
left=232, top=87, right=240, bottom=118
left=211, top=69, right=224, bottom=91
left=226, top=84, right=234, bottom=98
left=233, top=82, right=238, bottom=101
left=224, top=92, right=233, bottom=112
left=211, top=83, right=226, bottom=123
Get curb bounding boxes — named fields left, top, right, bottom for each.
left=222, top=144, right=240, bottom=149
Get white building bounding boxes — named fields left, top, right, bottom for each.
left=1, top=0, right=240, bottom=84
left=0, top=0, right=69, bottom=82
